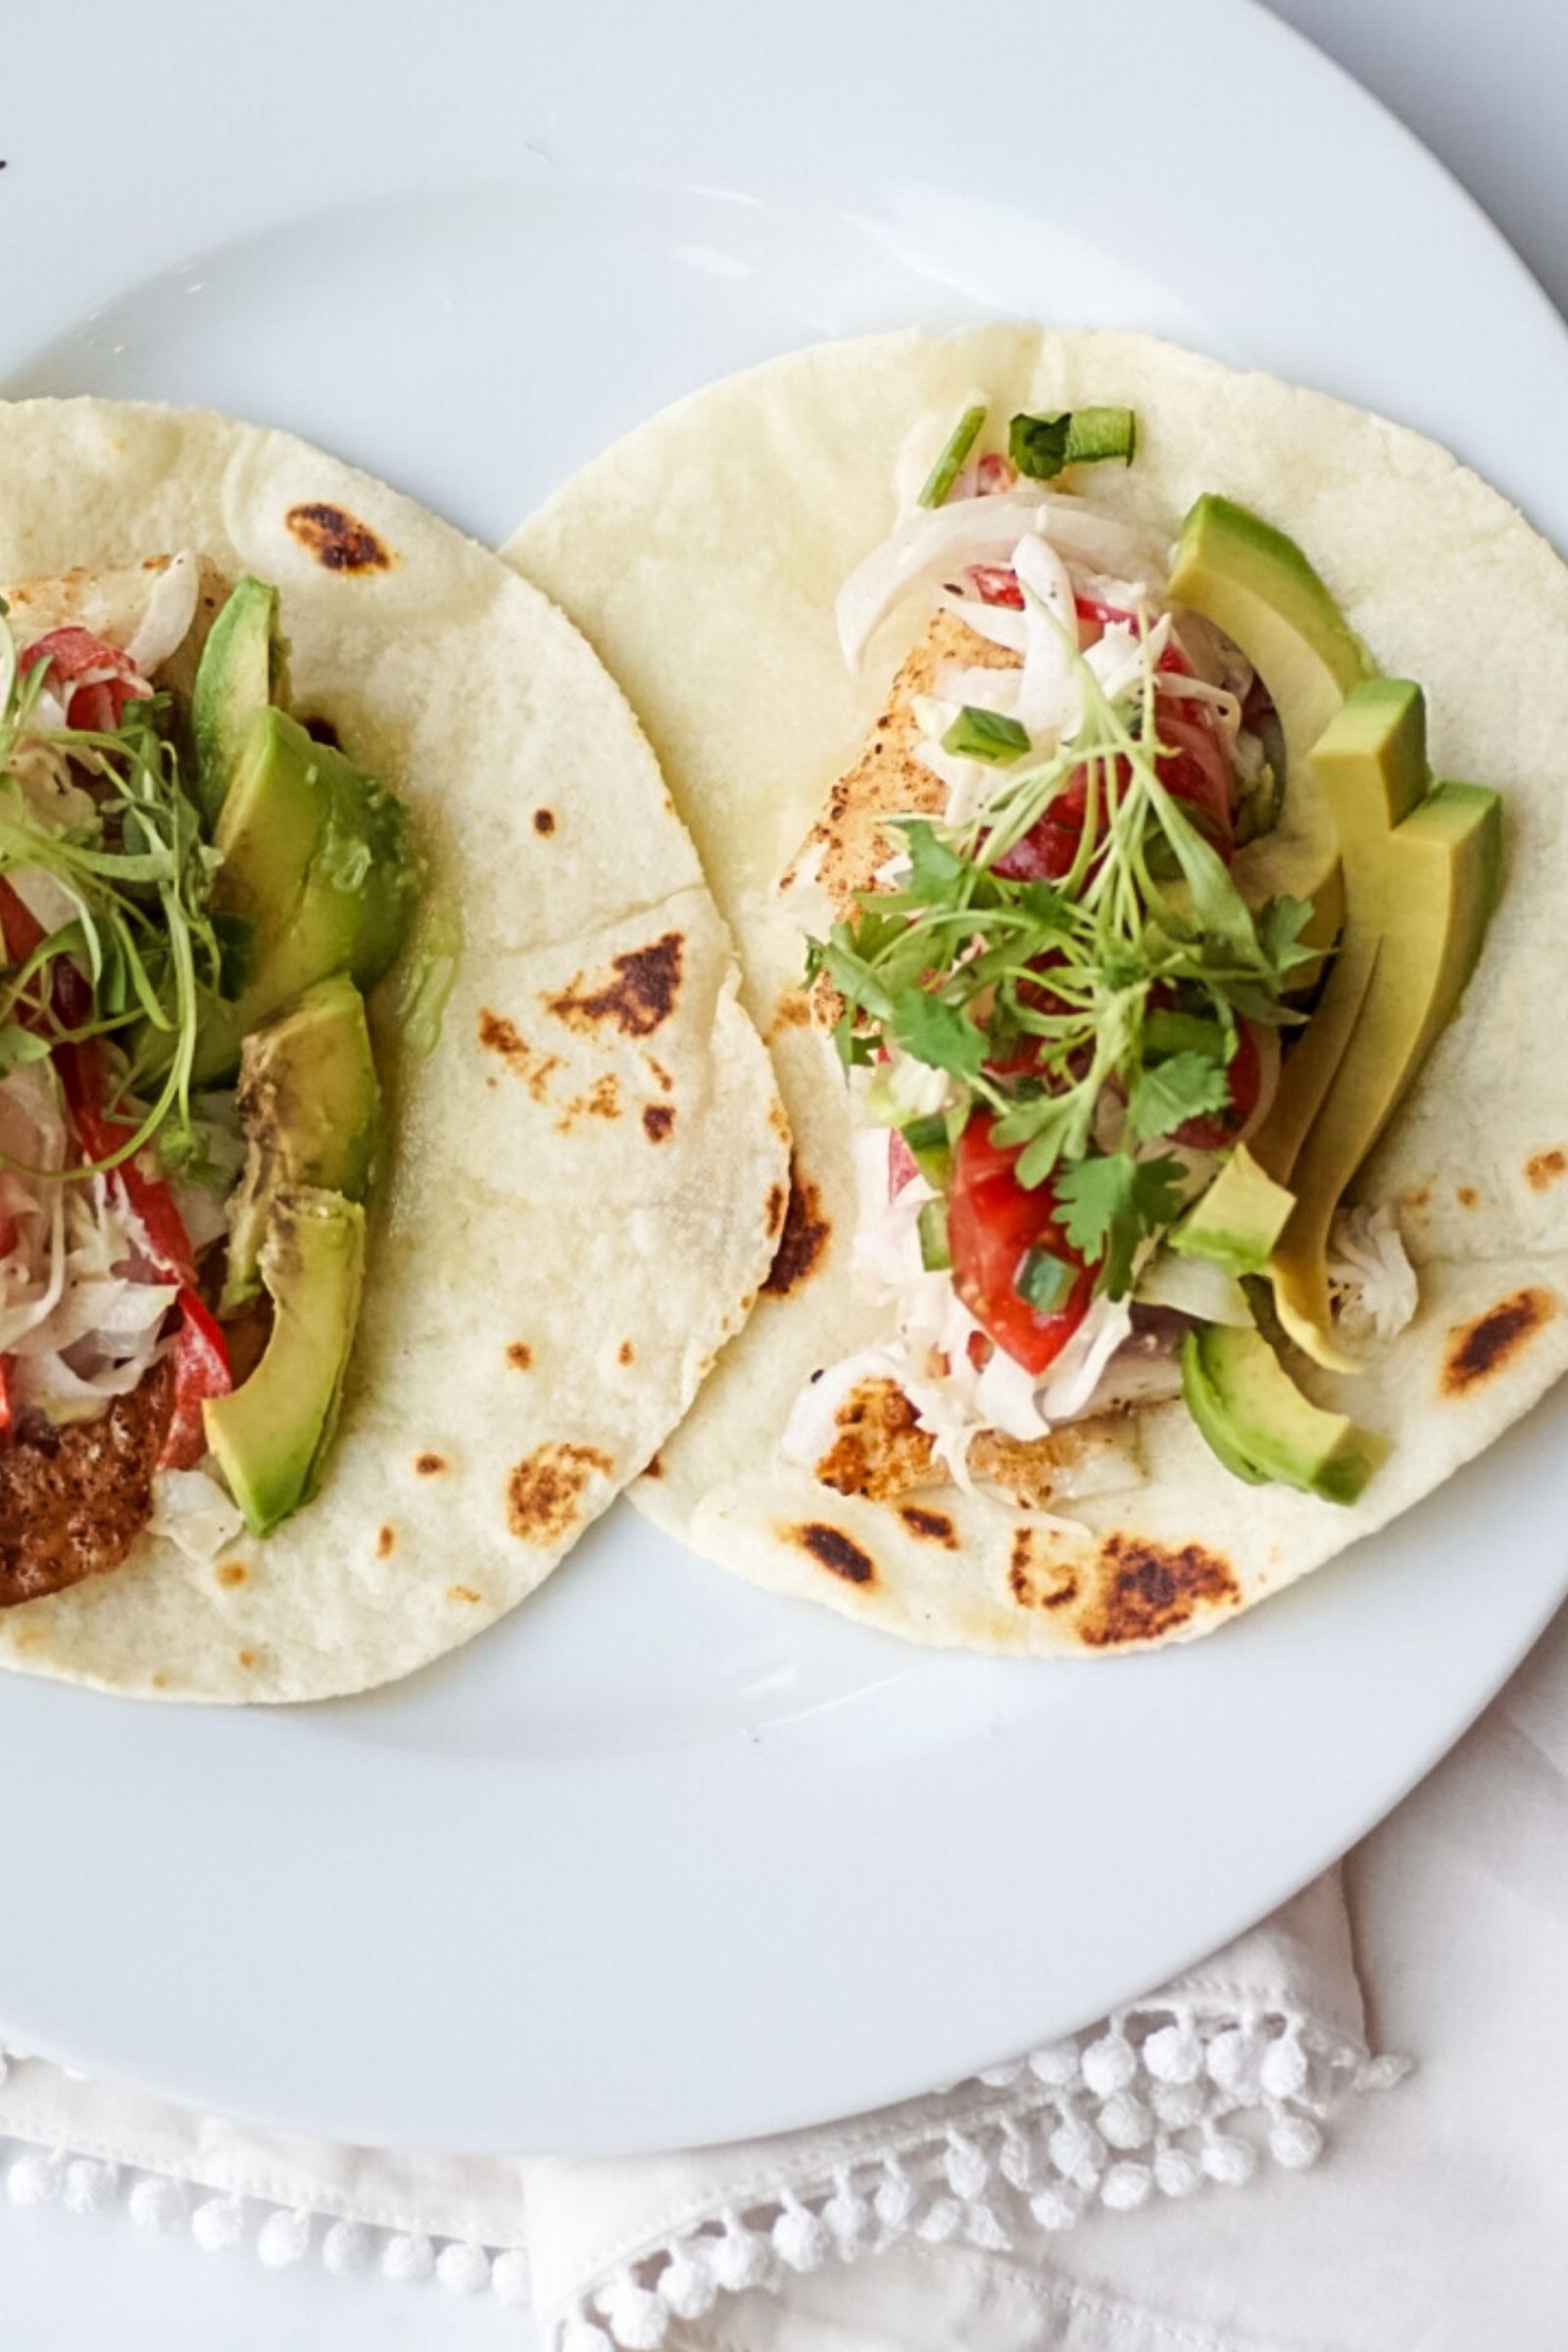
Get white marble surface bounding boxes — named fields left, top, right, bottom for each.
left=3, top=2, right=1561, bottom=2343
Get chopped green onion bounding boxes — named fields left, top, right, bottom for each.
left=942, top=706, right=1030, bottom=765
left=900, top=1113, right=953, bottom=1189
left=1016, top=1245, right=1076, bottom=1313
left=918, top=1197, right=953, bottom=1272
left=1008, top=407, right=1138, bottom=482
left=917, top=404, right=987, bottom=510
left=899, top=1112, right=948, bottom=1156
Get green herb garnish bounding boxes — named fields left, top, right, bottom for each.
left=1008, top=407, right=1138, bottom=481
left=917, top=404, right=987, bottom=510
left=942, top=706, right=1030, bottom=765
left=0, top=647, right=225, bottom=1180
left=810, top=606, right=1313, bottom=1304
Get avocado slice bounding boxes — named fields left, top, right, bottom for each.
left=1171, top=1144, right=1295, bottom=1277
left=1170, top=496, right=1374, bottom=770
left=1181, top=1324, right=1388, bottom=1504
left=1267, top=683, right=1501, bottom=1367
left=220, top=974, right=382, bottom=1315
left=190, top=577, right=290, bottom=832
left=204, top=1186, right=367, bottom=1536
left=193, top=706, right=417, bottom=1080
left=1171, top=496, right=1373, bottom=987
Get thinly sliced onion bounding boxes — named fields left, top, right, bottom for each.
left=125, top=551, right=200, bottom=676
left=1237, top=1021, right=1282, bottom=1144
left=934, top=591, right=1029, bottom=654
left=836, top=492, right=1165, bottom=669
left=1136, top=1249, right=1253, bottom=1327
left=1009, top=535, right=1081, bottom=744
left=1036, top=1298, right=1134, bottom=1421
left=148, top=1467, right=246, bottom=1564
left=6, top=863, right=84, bottom=940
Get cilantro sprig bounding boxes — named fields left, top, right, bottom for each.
left=806, top=600, right=1315, bottom=1300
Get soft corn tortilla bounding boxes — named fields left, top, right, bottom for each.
left=507, top=325, right=1568, bottom=1656
left=0, top=398, right=786, bottom=1700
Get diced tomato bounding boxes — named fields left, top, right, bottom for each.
left=160, top=1286, right=232, bottom=1470
left=967, top=564, right=1024, bottom=609
left=1173, top=1018, right=1264, bottom=1152
left=21, top=627, right=145, bottom=733
left=974, top=454, right=1016, bottom=496
left=946, top=1116, right=1095, bottom=1375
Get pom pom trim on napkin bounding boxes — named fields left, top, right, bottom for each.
left=0, top=1997, right=1406, bottom=2347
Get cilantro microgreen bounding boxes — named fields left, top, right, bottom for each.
left=895, top=817, right=969, bottom=902
left=1055, top=1152, right=1187, bottom=1296
left=0, top=634, right=225, bottom=1183
left=1144, top=1008, right=1229, bottom=1060
left=1125, top=1051, right=1232, bottom=1145
left=890, top=989, right=985, bottom=1081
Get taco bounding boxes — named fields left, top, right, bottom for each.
left=509, top=325, right=1568, bottom=1655
left=0, top=398, right=785, bottom=1699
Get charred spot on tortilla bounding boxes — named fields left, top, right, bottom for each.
left=0, top=1357, right=174, bottom=1607
left=794, top=1522, right=876, bottom=1586
left=301, top=713, right=342, bottom=748
left=375, top=1525, right=396, bottom=1558
left=1442, top=1288, right=1556, bottom=1395
left=1079, top=1536, right=1238, bottom=1648
left=415, top=1451, right=447, bottom=1477
left=814, top=1377, right=935, bottom=1500
left=642, top=1102, right=675, bottom=1144
left=507, top=1442, right=615, bottom=1545
left=546, top=932, right=684, bottom=1040
left=618, top=1341, right=635, bottom=1366
left=761, top=1159, right=830, bottom=1297
left=533, top=808, right=557, bottom=835
left=284, top=501, right=394, bottom=573
left=898, top=1503, right=957, bottom=1548
left=236, top=1649, right=258, bottom=1672
left=558, top=1073, right=621, bottom=1131
left=215, top=1561, right=249, bottom=1589
left=448, top=1584, right=482, bottom=1605
left=646, top=1055, right=674, bottom=1093
left=1455, top=1186, right=1479, bottom=1209
left=764, top=1182, right=787, bottom=1239
left=1526, top=1149, right=1567, bottom=1192
left=477, top=1008, right=562, bottom=1102
left=768, top=1101, right=790, bottom=1145
left=771, top=991, right=811, bottom=1033
left=644, top=1453, right=664, bottom=1479
left=1006, top=1526, right=1079, bottom=1611
left=506, top=1344, right=533, bottom=1371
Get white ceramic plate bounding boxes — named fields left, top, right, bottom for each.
left=1, top=0, right=1565, bottom=2158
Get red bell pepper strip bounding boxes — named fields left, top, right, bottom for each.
left=54, top=1039, right=232, bottom=1464
left=161, top=1287, right=232, bottom=1470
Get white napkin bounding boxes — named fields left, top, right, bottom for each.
left=2, top=1601, right=1564, bottom=2350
